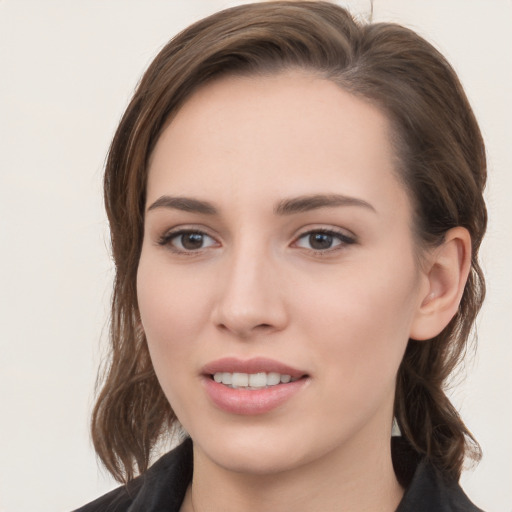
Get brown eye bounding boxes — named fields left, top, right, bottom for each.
left=180, top=232, right=206, bottom=250
left=295, top=230, right=355, bottom=252
left=309, top=232, right=334, bottom=250
left=159, top=230, right=218, bottom=252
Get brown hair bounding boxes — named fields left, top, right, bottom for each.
left=92, top=1, right=486, bottom=483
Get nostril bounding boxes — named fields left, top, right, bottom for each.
left=256, top=323, right=272, bottom=329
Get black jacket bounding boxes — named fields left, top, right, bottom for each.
left=74, top=438, right=483, bottom=512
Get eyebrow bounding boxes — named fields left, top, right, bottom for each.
left=274, top=194, right=376, bottom=215
left=146, top=193, right=376, bottom=216
left=147, top=196, right=217, bottom=215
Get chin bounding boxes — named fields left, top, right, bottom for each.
left=190, top=420, right=341, bottom=478
left=209, top=443, right=306, bottom=476
left=189, top=422, right=300, bottom=472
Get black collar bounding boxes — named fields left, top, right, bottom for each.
left=75, top=437, right=483, bottom=511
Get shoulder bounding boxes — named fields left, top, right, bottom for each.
left=397, top=460, right=484, bottom=512
left=393, top=438, right=484, bottom=512
left=72, top=482, right=138, bottom=512
left=72, top=438, right=193, bottom=512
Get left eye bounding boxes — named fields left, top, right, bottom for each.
left=162, top=231, right=217, bottom=252
left=295, top=230, right=354, bottom=251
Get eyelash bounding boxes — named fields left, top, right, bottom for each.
left=157, top=228, right=356, bottom=255
left=157, top=229, right=217, bottom=255
left=294, top=228, right=356, bottom=254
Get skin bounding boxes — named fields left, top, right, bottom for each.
left=136, top=70, right=469, bottom=512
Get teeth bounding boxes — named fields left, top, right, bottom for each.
left=248, top=372, right=266, bottom=388
left=232, top=372, right=249, bottom=387
left=212, top=371, right=298, bottom=389
left=267, top=372, right=281, bottom=386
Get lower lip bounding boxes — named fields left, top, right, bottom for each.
left=202, top=376, right=308, bottom=415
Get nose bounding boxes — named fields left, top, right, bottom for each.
left=211, top=242, right=288, bottom=339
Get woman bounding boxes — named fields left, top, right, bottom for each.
left=75, top=2, right=487, bottom=510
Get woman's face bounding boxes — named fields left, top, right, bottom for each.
left=137, top=71, right=429, bottom=475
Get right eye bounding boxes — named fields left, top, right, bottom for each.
left=159, top=230, right=218, bottom=253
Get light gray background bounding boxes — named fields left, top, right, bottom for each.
left=1, top=1, right=510, bottom=511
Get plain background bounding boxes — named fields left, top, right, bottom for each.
left=0, top=1, right=510, bottom=511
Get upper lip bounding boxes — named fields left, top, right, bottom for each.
left=202, top=357, right=307, bottom=379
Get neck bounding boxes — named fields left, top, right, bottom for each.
left=181, top=430, right=403, bottom=512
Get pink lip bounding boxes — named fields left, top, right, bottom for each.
left=201, top=357, right=309, bottom=416
left=202, top=357, right=306, bottom=379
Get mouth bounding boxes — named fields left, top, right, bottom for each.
left=202, top=356, right=308, bottom=385
left=201, top=357, right=309, bottom=415
left=211, top=371, right=302, bottom=389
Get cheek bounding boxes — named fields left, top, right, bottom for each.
left=136, top=255, right=209, bottom=373
left=136, top=257, right=212, bottom=423
left=296, top=268, right=419, bottom=435
left=294, top=254, right=420, bottom=381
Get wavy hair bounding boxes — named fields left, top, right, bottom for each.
left=91, top=1, right=486, bottom=483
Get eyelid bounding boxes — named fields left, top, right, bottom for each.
left=292, top=226, right=357, bottom=252
left=157, top=226, right=220, bottom=254
left=155, top=224, right=356, bottom=255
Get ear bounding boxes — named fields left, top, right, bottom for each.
left=409, top=227, right=472, bottom=341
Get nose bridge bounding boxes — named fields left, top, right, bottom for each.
left=213, top=234, right=286, bottom=337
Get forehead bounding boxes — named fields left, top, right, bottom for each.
left=147, top=70, right=409, bottom=218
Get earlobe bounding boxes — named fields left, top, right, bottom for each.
left=410, top=227, right=472, bottom=341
